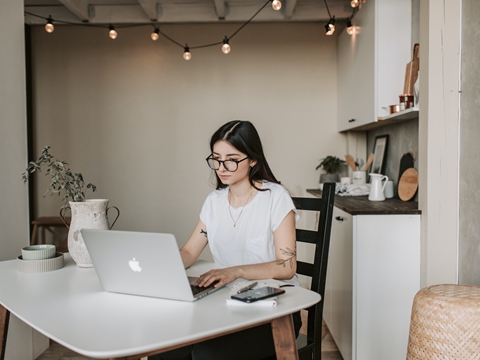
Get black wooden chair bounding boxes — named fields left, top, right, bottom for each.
left=294, top=182, right=336, bottom=360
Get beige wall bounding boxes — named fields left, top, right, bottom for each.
left=0, top=0, right=29, bottom=260
left=30, top=22, right=345, bottom=259
left=418, top=0, right=461, bottom=286
left=459, top=0, right=480, bottom=286
left=0, top=2, right=49, bottom=359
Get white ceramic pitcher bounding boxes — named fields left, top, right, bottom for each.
left=368, top=173, right=389, bottom=201
left=60, top=199, right=119, bottom=267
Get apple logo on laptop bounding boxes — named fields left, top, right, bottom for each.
left=128, top=258, right=142, bottom=272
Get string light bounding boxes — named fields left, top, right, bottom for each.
left=26, top=0, right=362, bottom=59
left=271, top=0, right=282, bottom=11
left=221, top=36, right=231, bottom=54
left=325, top=17, right=335, bottom=35
left=351, top=0, right=366, bottom=8
left=183, top=45, right=192, bottom=61
left=45, top=15, right=54, bottom=33
left=108, top=25, right=117, bottom=39
left=151, top=28, right=159, bottom=41
left=346, top=19, right=355, bottom=35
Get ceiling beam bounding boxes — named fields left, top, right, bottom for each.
left=213, top=0, right=226, bottom=20
left=58, top=0, right=91, bottom=22
left=137, top=0, right=159, bottom=21
left=283, top=0, right=297, bottom=19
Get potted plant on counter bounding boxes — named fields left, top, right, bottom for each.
left=22, top=146, right=119, bottom=267
left=316, top=156, right=346, bottom=184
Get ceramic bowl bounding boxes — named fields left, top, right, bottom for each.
left=21, top=244, right=56, bottom=260
left=17, top=252, right=64, bottom=273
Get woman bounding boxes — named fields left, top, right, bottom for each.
left=152, top=120, right=301, bottom=360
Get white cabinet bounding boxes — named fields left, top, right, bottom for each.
left=337, top=0, right=412, bottom=132
left=324, top=206, right=420, bottom=360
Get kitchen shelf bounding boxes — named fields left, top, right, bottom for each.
left=343, top=108, right=419, bottom=132
left=307, top=189, right=421, bottom=215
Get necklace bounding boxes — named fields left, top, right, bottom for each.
left=228, top=190, right=253, bottom=227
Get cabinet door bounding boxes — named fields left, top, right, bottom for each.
left=324, top=207, right=353, bottom=360
left=354, top=214, right=420, bottom=360
left=337, top=0, right=375, bottom=132
left=337, top=0, right=411, bottom=132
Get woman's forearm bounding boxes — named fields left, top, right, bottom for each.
left=195, top=260, right=296, bottom=288
left=235, top=260, right=297, bottom=281
left=180, top=247, right=197, bottom=269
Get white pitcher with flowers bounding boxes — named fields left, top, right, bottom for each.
left=22, top=146, right=119, bottom=267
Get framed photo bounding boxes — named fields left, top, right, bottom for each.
left=370, top=135, right=389, bottom=174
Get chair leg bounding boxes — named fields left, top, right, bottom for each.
left=30, top=224, right=38, bottom=246
left=0, top=304, right=10, bottom=360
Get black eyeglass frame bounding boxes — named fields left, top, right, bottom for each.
left=205, top=155, right=249, bottom=172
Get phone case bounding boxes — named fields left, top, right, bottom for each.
left=231, top=287, right=285, bottom=303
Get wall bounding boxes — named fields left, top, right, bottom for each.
left=30, top=22, right=344, bottom=260
left=0, top=2, right=49, bottom=359
left=418, top=0, right=461, bottom=286
left=367, top=119, right=419, bottom=197
left=459, top=0, right=480, bottom=286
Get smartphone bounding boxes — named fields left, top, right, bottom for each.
left=231, top=287, right=285, bottom=303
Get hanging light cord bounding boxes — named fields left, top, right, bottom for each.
left=323, top=0, right=332, bottom=19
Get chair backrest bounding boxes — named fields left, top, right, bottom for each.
left=293, top=182, right=336, bottom=360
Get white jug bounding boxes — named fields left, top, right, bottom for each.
left=368, top=173, right=389, bottom=201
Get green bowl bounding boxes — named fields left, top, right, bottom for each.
left=21, top=244, right=56, bottom=260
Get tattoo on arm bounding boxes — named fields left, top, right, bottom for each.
left=200, top=229, right=208, bottom=238
left=276, top=247, right=296, bottom=269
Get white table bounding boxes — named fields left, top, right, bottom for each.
left=0, top=255, right=320, bottom=360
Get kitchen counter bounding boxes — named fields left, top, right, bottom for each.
left=306, top=189, right=421, bottom=215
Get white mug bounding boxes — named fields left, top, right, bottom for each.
left=352, top=171, right=366, bottom=185
left=384, top=180, right=394, bottom=199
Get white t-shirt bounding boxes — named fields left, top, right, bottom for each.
left=199, top=181, right=299, bottom=284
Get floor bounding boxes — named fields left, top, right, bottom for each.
left=35, top=317, right=343, bottom=360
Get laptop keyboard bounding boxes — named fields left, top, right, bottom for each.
left=190, top=280, right=220, bottom=296
left=191, top=284, right=208, bottom=295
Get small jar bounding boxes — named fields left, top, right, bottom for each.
left=399, top=94, right=414, bottom=109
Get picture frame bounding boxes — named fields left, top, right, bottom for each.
left=370, top=135, right=389, bottom=175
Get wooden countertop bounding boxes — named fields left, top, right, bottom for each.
left=306, top=189, right=421, bottom=215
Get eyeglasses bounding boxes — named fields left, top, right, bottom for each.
left=206, top=156, right=249, bottom=172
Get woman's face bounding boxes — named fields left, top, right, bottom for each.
left=211, top=140, right=255, bottom=187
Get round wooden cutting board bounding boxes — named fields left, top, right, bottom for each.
left=398, top=168, right=418, bottom=201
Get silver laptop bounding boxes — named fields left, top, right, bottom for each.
left=81, top=229, right=222, bottom=301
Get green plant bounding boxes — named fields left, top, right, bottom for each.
left=315, top=156, right=346, bottom=174
left=22, top=146, right=97, bottom=204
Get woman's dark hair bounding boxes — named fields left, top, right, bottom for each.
left=210, top=120, right=280, bottom=190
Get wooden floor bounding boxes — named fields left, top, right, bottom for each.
left=35, top=325, right=343, bottom=360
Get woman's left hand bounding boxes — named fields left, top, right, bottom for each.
left=195, top=267, right=240, bottom=288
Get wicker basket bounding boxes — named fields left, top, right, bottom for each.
left=406, top=284, right=480, bottom=359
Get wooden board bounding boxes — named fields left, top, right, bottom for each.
left=403, top=44, right=419, bottom=95
left=398, top=168, right=418, bottom=201
left=398, top=152, right=415, bottom=184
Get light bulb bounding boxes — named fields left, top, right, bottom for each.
left=326, top=24, right=335, bottom=35
left=109, top=25, right=117, bottom=39
left=351, top=0, right=360, bottom=7
left=183, top=46, right=191, bottom=61
left=45, top=16, right=54, bottom=33
left=346, top=20, right=355, bottom=35
left=272, top=0, right=282, bottom=11
left=325, top=17, right=335, bottom=35
left=151, top=28, right=159, bottom=41
left=222, top=37, right=231, bottom=54
left=222, top=43, right=231, bottom=54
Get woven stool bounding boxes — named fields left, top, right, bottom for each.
left=406, top=284, right=480, bottom=359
